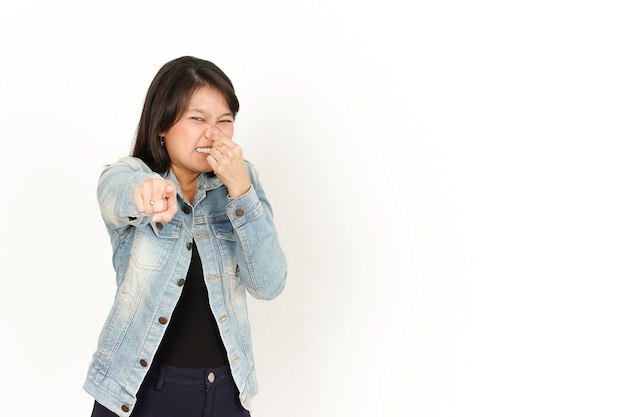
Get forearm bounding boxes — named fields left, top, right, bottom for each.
left=97, top=157, right=162, bottom=230
left=228, top=186, right=287, bottom=300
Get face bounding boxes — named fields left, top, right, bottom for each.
left=162, top=85, right=234, bottom=180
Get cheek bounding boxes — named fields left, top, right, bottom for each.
left=220, top=124, right=235, bottom=137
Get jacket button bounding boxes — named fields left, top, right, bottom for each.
left=121, top=405, right=130, bottom=413
left=140, top=359, right=148, bottom=367
left=183, top=206, right=192, bottom=214
left=186, top=242, right=193, bottom=250
left=155, top=222, right=163, bottom=230
left=234, top=208, right=245, bottom=217
left=177, top=279, right=185, bottom=286
left=158, top=317, right=168, bottom=324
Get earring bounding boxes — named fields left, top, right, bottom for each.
left=159, top=137, right=164, bottom=146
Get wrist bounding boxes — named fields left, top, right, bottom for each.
left=227, top=182, right=252, bottom=199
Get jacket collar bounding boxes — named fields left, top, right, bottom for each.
left=163, top=169, right=224, bottom=194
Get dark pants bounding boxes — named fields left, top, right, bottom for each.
left=91, top=363, right=251, bottom=417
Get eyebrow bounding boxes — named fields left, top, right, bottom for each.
left=188, top=107, right=234, bottom=118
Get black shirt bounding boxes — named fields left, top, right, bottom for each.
left=154, top=241, right=228, bottom=368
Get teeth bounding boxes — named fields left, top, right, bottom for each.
left=196, top=147, right=211, bottom=154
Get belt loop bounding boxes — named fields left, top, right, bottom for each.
left=155, top=364, right=166, bottom=391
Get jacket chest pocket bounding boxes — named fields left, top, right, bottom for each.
left=210, top=219, right=238, bottom=274
left=130, top=220, right=182, bottom=270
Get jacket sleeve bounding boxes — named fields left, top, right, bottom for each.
left=97, top=156, right=162, bottom=233
left=226, top=162, right=287, bottom=300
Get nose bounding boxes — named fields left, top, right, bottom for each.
left=204, top=124, right=223, bottom=139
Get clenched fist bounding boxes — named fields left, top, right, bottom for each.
left=133, top=178, right=178, bottom=222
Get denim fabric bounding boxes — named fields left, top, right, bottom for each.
left=83, top=156, right=287, bottom=417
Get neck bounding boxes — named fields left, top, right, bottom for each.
left=180, top=182, right=197, bottom=204
left=171, top=167, right=199, bottom=203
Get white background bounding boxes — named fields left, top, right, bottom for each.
left=1, top=1, right=625, bottom=416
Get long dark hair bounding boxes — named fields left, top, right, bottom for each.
left=132, top=56, right=240, bottom=173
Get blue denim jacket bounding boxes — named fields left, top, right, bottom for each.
left=83, top=156, right=287, bottom=416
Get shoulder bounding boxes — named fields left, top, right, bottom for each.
left=243, top=159, right=260, bottom=182
left=103, top=156, right=155, bottom=174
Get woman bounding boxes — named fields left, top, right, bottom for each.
left=84, top=56, right=287, bottom=417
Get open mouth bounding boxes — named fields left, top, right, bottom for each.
left=196, top=147, right=211, bottom=154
